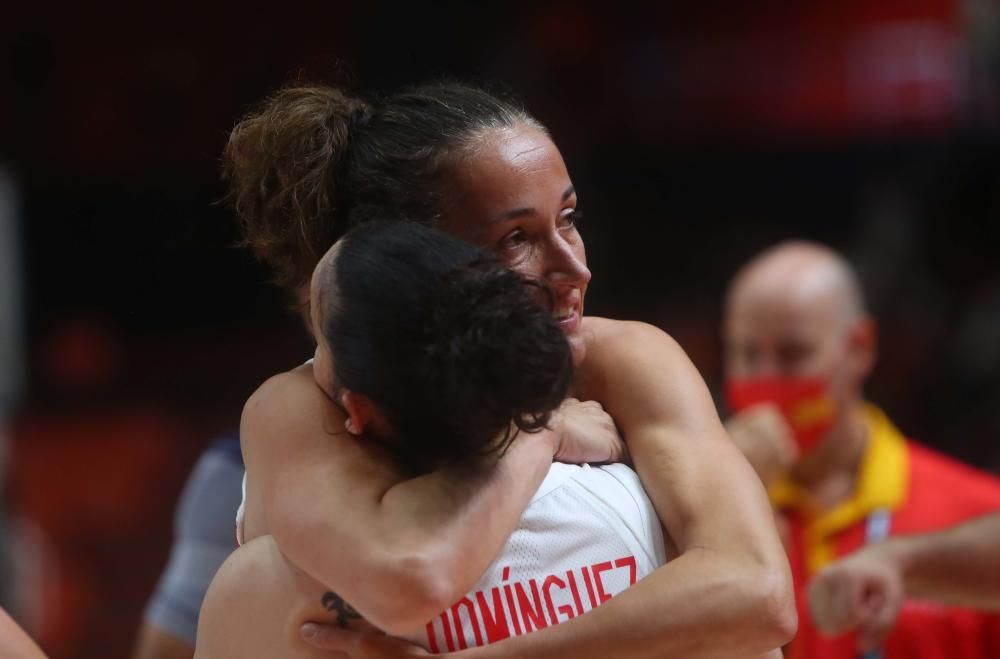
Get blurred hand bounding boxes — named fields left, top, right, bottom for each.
left=549, top=397, right=628, bottom=464
left=808, top=545, right=905, bottom=653
left=725, top=404, right=798, bottom=485
left=301, top=624, right=431, bottom=658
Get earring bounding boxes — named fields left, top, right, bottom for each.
left=345, top=418, right=359, bottom=435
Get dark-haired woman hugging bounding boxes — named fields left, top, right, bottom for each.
left=200, top=81, right=794, bottom=659
left=197, top=222, right=667, bottom=657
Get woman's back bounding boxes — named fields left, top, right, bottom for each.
left=405, top=462, right=669, bottom=651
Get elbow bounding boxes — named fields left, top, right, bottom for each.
left=749, top=566, right=798, bottom=649
left=363, top=553, right=456, bottom=636
left=272, top=519, right=455, bottom=635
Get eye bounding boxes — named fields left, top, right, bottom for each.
left=499, top=228, right=529, bottom=251
left=559, top=209, right=583, bottom=229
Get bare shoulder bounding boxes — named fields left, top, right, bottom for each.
left=578, top=316, right=718, bottom=433
left=240, top=363, right=401, bottom=501
left=0, top=607, right=46, bottom=659
left=197, top=536, right=333, bottom=659
left=584, top=316, right=683, bottom=353
left=243, top=365, right=329, bottom=430
left=580, top=318, right=689, bottom=388
left=240, top=365, right=345, bottom=455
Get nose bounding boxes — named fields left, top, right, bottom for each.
left=744, top=356, right=783, bottom=380
left=544, top=233, right=591, bottom=289
left=725, top=345, right=778, bottom=380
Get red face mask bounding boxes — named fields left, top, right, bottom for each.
left=725, top=376, right=837, bottom=455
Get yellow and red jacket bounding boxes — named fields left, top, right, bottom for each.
left=773, top=405, right=1000, bottom=659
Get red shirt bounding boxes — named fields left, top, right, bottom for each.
left=772, top=406, right=1000, bottom=659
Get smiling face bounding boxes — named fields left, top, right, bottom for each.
left=442, top=123, right=591, bottom=363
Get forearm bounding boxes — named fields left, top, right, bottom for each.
left=281, top=431, right=557, bottom=633
left=249, top=371, right=558, bottom=632
left=461, top=548, right=787, bottom=659
left=569, top=320, right=795, bottom=656
left=636, top=438, right=794, bottom=650
left=891, top=512, right=1000, bottom=609
left=371, top=432, right=558, bottom=600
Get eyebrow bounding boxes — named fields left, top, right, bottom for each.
left=493, top=185, right=576, bottom=223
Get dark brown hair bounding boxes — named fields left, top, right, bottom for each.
left=318, top=222, right=572, bottom=473
left=224, top=82, right=544, bottom=290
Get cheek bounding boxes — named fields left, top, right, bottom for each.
left=503, top=249, right=544, bottom=280
left=724, top=355, right=749, bottom=379
left=823, top=354, right=857, bottom=403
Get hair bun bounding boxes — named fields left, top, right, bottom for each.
left=348, top=105, right=372, bottom=132
left=223, top=84, right=369, bottom=290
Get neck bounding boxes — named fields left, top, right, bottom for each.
left=790, top=403, right=869, bottom=509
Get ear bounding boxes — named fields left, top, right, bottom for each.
left=340, top=389, right=378, bottom=436
left=847, top=314, right=877, bottom=384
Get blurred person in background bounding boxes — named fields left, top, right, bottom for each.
left=722, top=240, right=1000, bottom=658
left=0, top=170, right=44, bottom=656
left=0, top=169, right=25, bottom=615
left=132, top=276, right=313, bottom=659
left=809, top=510, right=1000, bottom=649
left=131, top=433, right=242, bottom=659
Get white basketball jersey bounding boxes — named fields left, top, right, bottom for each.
left=400, top=462, right=670, bottom=652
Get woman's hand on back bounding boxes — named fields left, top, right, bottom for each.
left=301, top=625, right=432, bottom=659
left=548, top=398, right=628, bottom=465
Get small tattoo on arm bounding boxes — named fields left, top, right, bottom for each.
left=321, top=591, right=361, bottom=629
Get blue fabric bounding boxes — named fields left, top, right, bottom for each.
left=142, top=434, right=244, bottom=644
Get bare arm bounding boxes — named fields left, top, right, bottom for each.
left=242, top=368, right=559, bottom=634
left=0, top=608, right=47, bottom=659
left=470, top=320, right=794, bottom=658
left=488, top=319, right=794, bottom=658
left=302, top=320, right=795, bottom=658
left=300, top=624, right=784, bottom=659
left=893, top=511, right=1000, bottom=607
left=243, top=368, right=623, bottom=635
left=809, top=511, right=1000, bottom=651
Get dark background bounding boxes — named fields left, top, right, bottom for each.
left=2, top=1, right=998, bottom=657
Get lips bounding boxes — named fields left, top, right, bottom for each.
left=553, top=289, right=581, bottom=333
left=553, top=305, right=575, bottom=320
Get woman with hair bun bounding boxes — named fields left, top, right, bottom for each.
left=200, top=81, right=794, bottom=658
left=198, top=220, right=669, bottom=657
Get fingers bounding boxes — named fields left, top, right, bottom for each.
left=561, top=397, right=606, bottom=414
left=856, top=573, right=903, bottom=653
left=809, top=565, right=866, bottom=635
left=299, top=624, right=380, bottom=658
left=809, top=568, right=845, bottom=634
left=725, top=404, right=797, bottom=483
left=552, top=399, right=625, bottom=463
left=301, top=623, right=432, bottom=658
left=301, top=623, right=353, bottom=650
left=809, top=551, right=905, bottom=656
